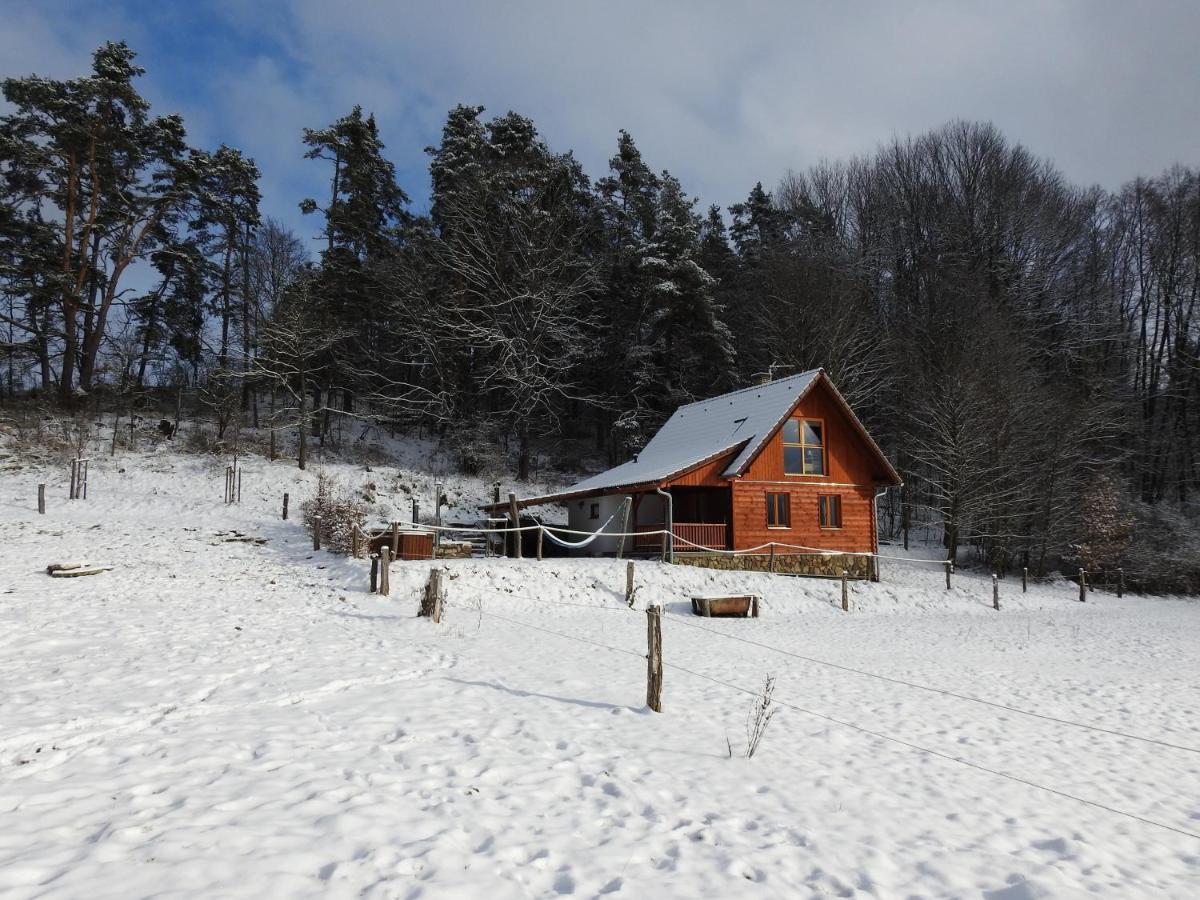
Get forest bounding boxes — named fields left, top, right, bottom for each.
left=3, top=43, right=1199, bottom=588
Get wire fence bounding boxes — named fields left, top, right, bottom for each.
left=444, top=586, right=1200, bottom=843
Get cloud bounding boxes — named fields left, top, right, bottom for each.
left=6, top=0, right=1200, bottom=245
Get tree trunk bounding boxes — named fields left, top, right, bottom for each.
left=297, top=372, right=308, bottom=470
left=517, top=421, right=531, bottom=481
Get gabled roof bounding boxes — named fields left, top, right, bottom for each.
left=567, top=369, right=822, bottom=496
left=491, top=368, right=900, bottom=510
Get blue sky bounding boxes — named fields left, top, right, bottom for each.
left=6, top=0, right=1200, bottom=259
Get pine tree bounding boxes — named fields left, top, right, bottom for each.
left=301, top=105, right=412, bottom=421
left=641, top=174, right=735, bottom=407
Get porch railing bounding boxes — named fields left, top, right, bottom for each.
left=633, top=522, right=727, bottom=552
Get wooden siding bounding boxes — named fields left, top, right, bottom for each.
left=668, top=450, right=739, bottom=487
left=731, top=481, right=877, bottom=554
left=739, top=378, right=893, bottom=485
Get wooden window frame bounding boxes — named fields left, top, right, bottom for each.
left=589, top=502, right=600, bottom=520
left=818, top=494, right=842, bottom=529
left=783, top=417, right=827, bottom=477
left=766, top=492, right=791, bottom=529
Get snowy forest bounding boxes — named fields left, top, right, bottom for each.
left=3, top=43, right=1200, bottom=587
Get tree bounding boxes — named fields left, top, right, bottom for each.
left=250, top=270, right=348, bottom=469
left=431, top=163, right=600, bottom=479
left=1, top=41, right=205, bottom=403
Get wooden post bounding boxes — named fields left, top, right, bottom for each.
left=420, top=568, right=444, bottom=622
left=379, top=547, right=391, bottom=596
left=646, top=605, right=663, bottom=713
left=282, top=492, right=289, bottom=520
left=660, top=528, right=668, bottom=562
left=412, top=498, right=419, bottom=524
left=508, top=493, right=522, bottom=559
left=351, top=524, right=361, bottom=559
left=1022, top=567, right=1028, bottom=593
left=841, top=570, right=849, bottom=612
left=992, top=574, right=1000, bottom=611
left=38, top=483, right=45, bottom=514
left=1117, top=567, right=1124, bottom=598
left=751, top=596, right=760, bottom=618
left=1078, top=568, right=1086, bottom=603
left=237, top=470, right=242, bottom=503
left=944, top=560, right=952, bottom=590
left=768, top=544, right=777, bottom=573
left=370, top=554, right=379, bottom=593
left=81, top=460, right=87, bottom=499
left=69, top=459, right=77, bottom=500
left=616, top=496, right=633, bottom=560
left=312, top=516, right=322, bottom=551
left=391, top=521, right=400, bottom=557
left=625, top=561, right=635, bottom=607
left=536, top=526, right=544, bottom=561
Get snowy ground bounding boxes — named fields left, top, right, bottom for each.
left=1, top=449, right=1199, bottom=898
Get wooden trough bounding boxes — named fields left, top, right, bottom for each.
left=690, top=594, right=760, bottom=618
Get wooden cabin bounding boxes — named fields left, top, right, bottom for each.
left=498, top=369, right=900, bottom=572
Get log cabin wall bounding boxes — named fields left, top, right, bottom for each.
left=729, top=379, right=888, bottom=554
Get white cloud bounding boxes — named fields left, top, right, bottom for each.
left=7, top=0, right=1200, bottom=242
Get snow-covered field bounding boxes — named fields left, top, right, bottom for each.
left=2, top=449, right=1199, bottom=898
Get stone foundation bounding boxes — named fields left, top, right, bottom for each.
left=675, top=551, right=873, bottom=578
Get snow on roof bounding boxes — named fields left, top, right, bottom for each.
left=564, top=369, right=823, bottom=496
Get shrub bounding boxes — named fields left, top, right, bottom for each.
left=1124, top=501, right=1200, bottom=594
left=300, top=470, right=369, bottom=554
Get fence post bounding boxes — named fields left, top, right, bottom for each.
left=616, top=496, right=632, bottom=560
left=237, top=469, right=242, bottom=503
left=391, top=521, right=400, bottom=557
left=370, top=554, right=379, bottom=593
left=646, top=605, right=663, bottom=713
left=1022, top=567, right=1028, bottom=593
left=351, top=524, right=361, bottom=559
left=1117, top=567, right=1124, bottom=598
left=69, top=459, right=78, bottom=500
left=82, top=460, right=87, bottom=499
left=312, top=516, right=322, bottom=551
left=993, top=574, right=1000, bottom=611
left=38, top=483, right=45, bottom=515
left=625, top=561, right=635, bottom=607
left=379, top=547, right=391, bottom=596
left=508, top=493, right=522, bottom=559
left=841, top=570, right=849, bottom=612
left=768, top=544, right=776, bottom=574
left=536, top=526, right=544, bottom=561
left=660, top=528, right=668, bottom=562
left=1078, top=568, right=1086, bottom=603
left=944, top=560, right=952, bottom=590
left=282, top=492, right=289, bottom=520
left=420, top=568, right=444, bottom=622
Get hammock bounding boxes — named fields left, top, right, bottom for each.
left=540, top=512, right=620, bottom=549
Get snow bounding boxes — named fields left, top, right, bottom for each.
left=557, top=369, right=824, bottom=500
left=2, top=449, right=1199, bottom=898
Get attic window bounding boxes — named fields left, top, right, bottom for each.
left=783, top=418, right=825, bottom=476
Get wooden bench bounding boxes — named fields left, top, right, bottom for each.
left=691, top=594, right=760, bottom=618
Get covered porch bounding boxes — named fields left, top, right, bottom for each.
left=630, top=485, right=732, bottom=553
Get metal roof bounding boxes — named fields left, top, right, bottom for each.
left=564, top=369, right=823, bottom=495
